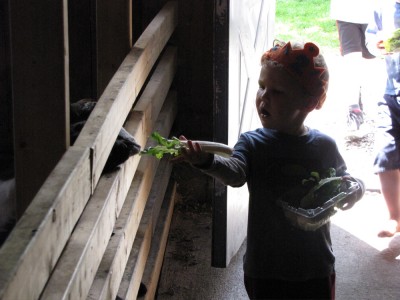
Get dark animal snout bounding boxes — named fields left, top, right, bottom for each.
left=70, top=99, right=141, bottom=173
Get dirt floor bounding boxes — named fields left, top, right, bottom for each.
left=156, top=53, right=400, bottom=299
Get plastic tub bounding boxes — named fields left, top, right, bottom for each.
left=277, top=180, right=361, bottom=231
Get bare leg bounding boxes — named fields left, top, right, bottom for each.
left=342, top=52, right=364, bottom=107
left=378, top=169, right=400, bottom=237
left=340, top=52, right=365, bottom=132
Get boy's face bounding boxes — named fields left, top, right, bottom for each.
left=256, top=63, right=311, bottom=135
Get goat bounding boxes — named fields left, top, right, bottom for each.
left=70, top=99, right=141, bottom=173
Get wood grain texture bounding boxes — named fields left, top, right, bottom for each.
left=40, top=48, right=176, bottom=300
left=0, top=3, right=177, bottom=299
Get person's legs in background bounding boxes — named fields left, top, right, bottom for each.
left=336, top=21, right=375, bottom=130
left=377, top=169, right=400, bottom=237
left=374, top=96, right=400, bottom=237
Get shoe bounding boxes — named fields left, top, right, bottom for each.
left=362, top=50, right=376, bottom=59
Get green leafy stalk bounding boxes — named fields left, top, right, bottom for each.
left=140, top=132, right=183, bottom=159
left=384, top=28, right=400, bottom=53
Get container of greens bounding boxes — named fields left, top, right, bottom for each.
left=276, top=169, right=362, bottom=231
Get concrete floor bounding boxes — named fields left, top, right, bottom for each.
left=157, top=53, right=400, bottom=299
left=157, top=189, right=400, bottom=300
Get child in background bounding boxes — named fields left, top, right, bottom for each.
left=175, top=41, right=365, bottom=299
left=366, top=0, right=400, bottom=237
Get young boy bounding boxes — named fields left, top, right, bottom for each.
left=176, top=41, right=365, bottom=299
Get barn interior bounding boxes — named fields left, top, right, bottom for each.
left=1, top=1, right=400, bottom=299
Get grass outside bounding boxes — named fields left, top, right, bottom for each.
left=275, top=0, right=339, bottom=53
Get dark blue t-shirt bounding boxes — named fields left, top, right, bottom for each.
left=203, top=127, right=348, bottom=280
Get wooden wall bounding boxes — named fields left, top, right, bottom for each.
left=68, top=0, right=134, bottom=102
left=0, top=0, right=215, bottom=219
left=133, top=0, right=215, bottom=141
left=8, top=0, right=68, bottom=216
left=174, top=0, right=214, bottom=140
left=0, top=0, right=13, bottom=180
left=0, top=3, right=179, bottom=298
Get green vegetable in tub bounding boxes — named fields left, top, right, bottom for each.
left=384, top=28, right=400, bottom=53
left=300, top=168, right=345, bottom=209
left=140, top=131, right=233, bottom=159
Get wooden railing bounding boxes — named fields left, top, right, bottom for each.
left=0, top=2, right=178, bottom=299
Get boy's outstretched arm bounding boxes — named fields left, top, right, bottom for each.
left=174, top=136, right=247, bottom=187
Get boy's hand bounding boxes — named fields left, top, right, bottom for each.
left=172, top=135, right=213, bottom=167
left=336, top=176, right=364, bottom=210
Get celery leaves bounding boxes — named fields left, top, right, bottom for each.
left=140, top=132, right=182, bottom=159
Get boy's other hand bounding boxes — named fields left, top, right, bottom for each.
left=172, top=135, right=213, bottom=167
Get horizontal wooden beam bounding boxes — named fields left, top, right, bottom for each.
left=10, top=0, right=69, bottom=214
left=132, top=178, right=177, bottom=300
left=0, top=146, right=91, bottom=300
left=0, top=2, right=177, bottom=298
left=116, top=158, right=174, bottom=299
left=142, top=181, right=176, bottom=300
left=40, top=48, right=177, bottom=300
left=87, top=94, right=177, bottom=300
left=74, top=1, right=178, bottom=190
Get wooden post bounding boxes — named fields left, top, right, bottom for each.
left=212, top=0, right=229, bottom=267
left=96, top=0, right=132, bottom=97
left=9, top=0, right=69, bottom=217
left=0, top=0, right=13, bottom=179
left=68, top=0, right=97, bottom=102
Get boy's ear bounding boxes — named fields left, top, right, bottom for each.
left=305, top=93, right=326, bottom=111
left=304, top=96, right=319, bottom=112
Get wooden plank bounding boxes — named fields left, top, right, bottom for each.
left=121, top=181, right=176, bottom=300
left=122, top=178, right=176, bottom=300
left=0, top=3, right=177, bottom=300
left=116, top=159, right=173, bottom=299
left=86, top=129, right=164, bottom=300
left=40, top=154, right=141, bottom=300
left=0, top=147, right=91, bottom=300
left=10, top=0, right=69, bottom=216
left=0, top=4, right=177, bottom=299
left=40, top=50, right=177, bottom=300
left=134, top=47, right=177, bottom=125
left=87, top=94, right=177, bottom=300
left=212, top=0, right=229, bottom=268
left=74, top=1, right=178, bottom=190
left=118, top=211, right=152, bottom=300
left=96, top=0, right=132, bottom=96
left=0, top=0, right=13, bottom=172
left=142, top=181, right=176, bottom=300
left=68, top=0, right=96, bottom=101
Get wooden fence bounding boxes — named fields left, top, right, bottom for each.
left=0, top=1, right=178, bottom=299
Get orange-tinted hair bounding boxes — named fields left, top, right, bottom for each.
left=261, top=41, right=329, bottom=110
